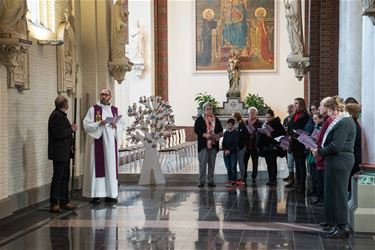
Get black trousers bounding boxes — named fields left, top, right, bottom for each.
left=244, top=148, right=259, bottom=180
left=316, top=169, right=325, bottom=201
left=264, top=151, right=278, bottom=182
left=294, top=154, right=306, bottom=189
left=50, top=161, right=70, bottom=205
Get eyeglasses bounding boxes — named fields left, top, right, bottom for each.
left=100, top=93, right=110, bottom=96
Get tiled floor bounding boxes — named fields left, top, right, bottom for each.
left=1, top=182, right=374, bottom=250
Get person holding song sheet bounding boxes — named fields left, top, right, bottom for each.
left=287, top=98, right=309, bottom=193
left=257, top=109, right=286, bottom=186
left=311, top=96, right=356, bottom=239
left=82, top=88, right=125, bottom=204
left=306, top=113, right=323, bottom=201
left=244, top=107, right=263, bottom=185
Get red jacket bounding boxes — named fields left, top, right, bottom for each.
left=316, top=116, right=333, bottom=170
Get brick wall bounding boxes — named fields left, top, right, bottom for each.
left=154, top=0, right=168, bottom=100
left=306, top=0, right=339, bottom=105
left=4, top=1, right=75, bottom=196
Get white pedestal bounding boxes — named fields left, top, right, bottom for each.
left=138, top=143, right=165, bottom=185
left=349, top=176, right=375, bottom=233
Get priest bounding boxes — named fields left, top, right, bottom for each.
left=83, top=88, right=125, bottom=204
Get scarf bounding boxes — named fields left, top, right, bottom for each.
left=204, top=114, right=216, bottom=149
left=322, top=112, right=350, bottom=147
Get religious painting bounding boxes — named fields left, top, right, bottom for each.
left=195, top=0, right=276, bottom=72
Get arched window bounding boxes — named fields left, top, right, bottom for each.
left=26, top=0, right=55, bottom=31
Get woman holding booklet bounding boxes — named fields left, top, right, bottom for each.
left=312, top=96, right=356, bottom=239
left=257, top=109, right=286, bottom=186
left=287, top=98, right=309, bottom=193
left=244, top=107, right=263, bottom=185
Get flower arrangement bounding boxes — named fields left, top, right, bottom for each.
left=194, top=92, right=220, bottom=113
left=243, top=93, right=269, bottom=115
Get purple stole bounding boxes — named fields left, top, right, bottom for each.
left=93, top=104, right=118, bottom=179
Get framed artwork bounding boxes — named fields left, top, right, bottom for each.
left=195, top=0, right=277, bottom=72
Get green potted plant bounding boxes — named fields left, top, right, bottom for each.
left=244, top=93, right=269, bottom=115
left=194, top=92, right=220, bottom=114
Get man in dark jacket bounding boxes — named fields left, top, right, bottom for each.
left=194, top=102, right=223, bottom=187
left=48, top=96, right=77, bottom=212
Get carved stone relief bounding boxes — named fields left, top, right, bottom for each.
left=362, top=0, right=375, bottom=25
left=57, top=10, right=76, bottom=94
left=0, top=0, right=31, bottom=90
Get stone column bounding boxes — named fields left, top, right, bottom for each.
left=348, top=15, right=375, bottom=233
left=0, top=67, right=11, bottom=219
left=338, top=0, right=363, bottom=101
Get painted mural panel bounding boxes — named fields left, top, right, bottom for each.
left=196, top=0, right=276, bottom=71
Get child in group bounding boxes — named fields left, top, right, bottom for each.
left=222, top=118, right=239, bottom=187
left=307, top=113, right=324, bottom=205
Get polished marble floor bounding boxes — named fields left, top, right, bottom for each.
left=1, top=181, right=374, bottom=250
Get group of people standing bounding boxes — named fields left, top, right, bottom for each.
left=195, top=96, right=361, bottom=239
left=49, top=91, right=361, bottom=240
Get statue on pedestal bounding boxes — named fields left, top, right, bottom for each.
left=226, top=49, right=241, bottom=97
left=111, top=0, right=128, bottom=59
left=283, top=0, right=309, bottom=81
left=0, top=0, right=28, bottom=38
left=284, top=0, right=304, bottom=57
left=108, top=0, right=133, bottom=83
left=130, top=20, right=145, bottom=76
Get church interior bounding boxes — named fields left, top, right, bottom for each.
left=0, top=0, right=375, bottom=249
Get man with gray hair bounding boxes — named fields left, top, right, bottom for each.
left=283, top=103, right=295, bottom=187
left=194, top=102, right=223, bottom=187
left=48, top=95, right=78, bottom=213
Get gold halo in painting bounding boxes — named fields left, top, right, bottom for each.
left=202, top=8, right=215, bottom=20
left=255, top=7, right=267, bottom=18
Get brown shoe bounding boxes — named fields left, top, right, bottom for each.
left=50, top=204, right=62, bottom=213
left=61, top=203, right=77, bottom=210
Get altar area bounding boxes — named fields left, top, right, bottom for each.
left=118, top=144, right=288, bottom=183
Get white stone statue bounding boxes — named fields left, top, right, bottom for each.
left=226, top=49, right=241, bottom=97
left=130, top=21, right=144, bottom=61
left=111, top=0, right=128, bottom=59
left=130, top=20, right=145, bottom=75
left=284, top=0, right=304, bottom=56
left=0, top=0, right=28, bottom=38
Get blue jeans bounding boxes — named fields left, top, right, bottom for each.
left=237, top=147, right=246, bottom=180
left=224, top=152, right=237, bottom=182
left=287, top=152, right=295, bottom=174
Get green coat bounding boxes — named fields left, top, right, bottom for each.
left=318, top=116, right=356, bottom=225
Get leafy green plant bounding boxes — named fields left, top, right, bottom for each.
left=194, top=92, right=220, bottom=112
left=244, top=93, right=269, bottom=115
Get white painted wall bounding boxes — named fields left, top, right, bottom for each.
left=168, top=0, right=304, bottom=126
left=115, top=0, right=154, bottom=127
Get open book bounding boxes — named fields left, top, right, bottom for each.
left=103, top=115, right=123, bottom=124
left=274, top=136, right=290, bottom=150
left=297, top=133, right=317, bottom=149
left=257, top=124, right=274, bottom=135
left=246, top=123, right=256, bottom=134
left=293, top=129, right=310, bottom=136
